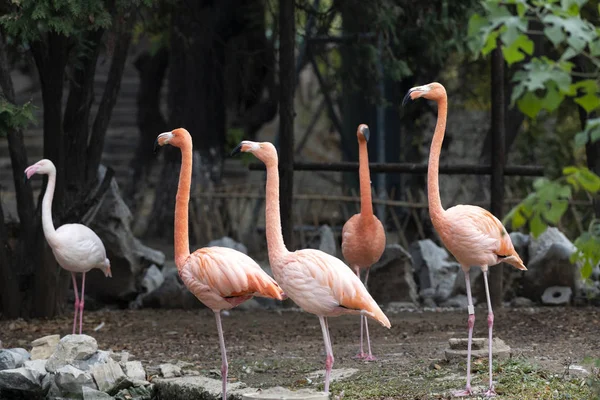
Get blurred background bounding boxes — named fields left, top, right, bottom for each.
left=1, top=0, right=599, bottom=319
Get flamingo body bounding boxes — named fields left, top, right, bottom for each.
left=24, top=159, right=111, bottom=335
left=440, top=205, right=524, bottom=272
left=341, top=214, right=385, bottom=269
left=273, top=248, right=390, bottom=323
left=155, top=129, right=284, bottom=400
left=180, top=246, right=284, bottom=312
left=232, top=140, right=391, bottom=394
left=50, top=224, right=110, bottom=274
left=403, top=82, right=526, bottom=397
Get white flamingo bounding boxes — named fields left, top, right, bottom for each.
left=25, top=159, right=112, bottom=334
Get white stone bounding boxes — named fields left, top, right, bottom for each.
left=54, top=364, right=96, bottom=395
left=159, top=363, right=182, bottom=378
left=541, top=286, right=572, bottom=305
left=141, top=264, right=164, bottom=293
left=90, top=357, right=130, bottom=394
left=243, top=387, right=329, bottom=399
left=124, top=361, right=146, bottom=381
left=307, top=368, right=358, bottom=383
left=0, top=366, right=44, bottom=392
left=154, top=375, right=255, bottom=399
left=411, top=239, right=460, bottom=304
left=46, top=334, right=98, bottom=373
left=30, top=334, right=60, bottom=360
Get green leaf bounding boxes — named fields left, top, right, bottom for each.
left=542, top=199, right=569, bottom=224
left=501, top=34, right=534, bottom=65
left=482, top=30, right=501, bottom=56
left=517, top=91, right=544, bottom=118
left=574, top=93, right=600, bottom=112
left=577, top=169, right=600, bottom=192
left=530, top=214, right=547, bottom=238
left=542, top=14, right=597, bottom=53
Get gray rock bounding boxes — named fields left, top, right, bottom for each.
left=124, top=361, right=146, bottom=382
left=87, top=165, right=166, bottom=304
left=154, top=375, right=255, bottom=399
left=511, top=296, right=535, bottom=307
left=0, top=366, right=44, bottom=393
left=449, top=338, right=486, bottom=350
left=23, top=360, right=48, bottom=377
left=30, top=334, right=60, bottom=360
left=90, top=357, right=130, bottom=394
left=445, top=337, right=511, bottom=362
left=509, top=232, right=530, bottom=266
left=46, top=335, right=98, bottom=373
left=136, top=266, right=203, bottom=309
left=386, top=301, right=418, bottom=312
left=75, top=350, right=112, bottom=371
left=541, top=286, right=572, bottom=305
left=410, top=239, right=460, bottom=304
left=159, top=363, right=182, bottom=378
left=55, top=365, right=96, bottom=395
left=524, top=228, right=578, bottom=300
left=369, top=244, right=418, bottom=304
left=208, top=236, right=248, bottom=254
left=83, top=385, right=114, bottom=399
left=141, top=264, right=164, bottom=294
left=440, top=294, right=469, bottom=309
left=317, top=225, right=336, bottom=257
left=0, top=348, right=30, bottom=370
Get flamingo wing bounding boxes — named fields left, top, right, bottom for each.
left=445, top=205, right=525, bottom=269
left=53, top=224, right=107, bottom=270
left=183, top=247, right=284, bottom=305
left=278, top=249, right=391, bottom=327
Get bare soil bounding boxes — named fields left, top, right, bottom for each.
left=1, top=306, right=599, bottom=399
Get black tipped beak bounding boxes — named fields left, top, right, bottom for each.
left=153, top=138, right=160, bottom=154
left=402, top=89, right=415, bottom=107
left=230, top=143, right=243, bottom=156
left=361, top=126, right=370, bottom=142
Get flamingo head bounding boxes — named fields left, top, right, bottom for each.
left=154, top=128, right=191, bottom=152
left=357, top=124, right=370, bottom=142
left=402, top=82, right=446, bottom=105
left=231, top=140, right=278, bottom=166
left=24, top=159, right=55, bottom=180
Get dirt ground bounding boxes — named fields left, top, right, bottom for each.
left=1, top=306, right=599, bottom=399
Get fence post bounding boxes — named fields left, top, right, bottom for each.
left=490, top=46, right=505, bottom=308
left=279, top=0, right=295, bottom=249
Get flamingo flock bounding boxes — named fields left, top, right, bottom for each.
left=22, top=82, right=526, bottom=398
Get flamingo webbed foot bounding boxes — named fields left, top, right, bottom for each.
left=484, top=388, right=496, bottom=397
left=352, top=352, right=367, bottom=360
left=363, top=354, right=377, bottom=362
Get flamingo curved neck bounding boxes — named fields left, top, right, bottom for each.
left=264, top=158, right=289, bottom=266
left=174, top=140, right=192, bottom=269
left=428, top=94, right=448, bottom=226
left=41, top=167, right=59, bottom=246
left=358, top=139, right=374, bottom=217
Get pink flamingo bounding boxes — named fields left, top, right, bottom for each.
left=232, top=140, right=391, bottom=394
left=403, top=82, right=526, bottom=397
left=341, top=124, right=386, bottom=361
left=24, top=159, right=112, bottom=335
left=155, top=129, right=285, bottom=400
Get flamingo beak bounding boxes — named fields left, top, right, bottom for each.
left=154, top=132, right=173, bottom=153
left=24, top=165, right=38, bottom=181
left=230, top=143, right=243, bottom=156
left=402, top=88, right=417, bottom=106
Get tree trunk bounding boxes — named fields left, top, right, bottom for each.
left=279, top=0, right=295, bottom=249
left=489, top=46, right=505, bottom=308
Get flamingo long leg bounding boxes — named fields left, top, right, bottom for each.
left=71, top=273, right=79, bottom=335
left=483, top=271, right=497, bottom=397
left=353, top=267, right=366, bottom=359
left=319, top=316, right=334, bottom=393
left=453, top=270, right=474, bottom=397
left=79, top=272, right=86, bottom=335
left=363, top=269, right=376, bottom=361
left=215, top=311, right=228, bottom=400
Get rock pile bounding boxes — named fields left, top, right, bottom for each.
left=0, top=334, right=152, bottom=400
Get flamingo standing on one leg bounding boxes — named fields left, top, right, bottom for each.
left=232, top=141, right=391, bottom=394
left=24, top=159, right=112, bottom=335
left=341, top=124, right=386, bottom=361
left=403, top=82, right=526, bottom=397
left=154, top=129, right=285, bottom=400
